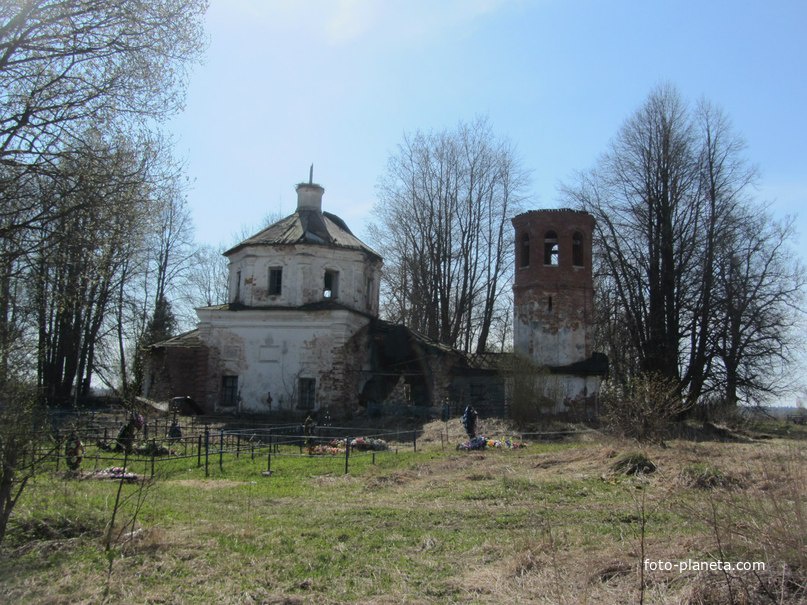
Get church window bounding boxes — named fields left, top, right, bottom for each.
left=298, top=377, right=316, bottom=410
left=234, top=270, right=242, bottom=302
left=544, top=231, right=559, bottom=266
left=572, top=232, right=584, bottom=267
left=520, top=233, right=530, bottom=267
left=268, top=267, right=282, bottom=295
left=324, top=270, right=339, bottom=299
left=221, top=375, right=238, bottom=407
left=365, top=277, right=374, bottom=310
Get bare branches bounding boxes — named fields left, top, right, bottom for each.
left=371, top=117, right=526, bottom=353
left=563, top=85, right=805, bottom=406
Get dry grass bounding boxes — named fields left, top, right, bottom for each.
left=1, top=420, right=804, bottom=604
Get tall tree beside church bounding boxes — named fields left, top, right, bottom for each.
left=370, top=117, right=527, bottom=354
left=33, top=134, right=157, bottom=405
left=0, top=0, right=208, bottom=377
left=564, top=85, right=804, bottom=406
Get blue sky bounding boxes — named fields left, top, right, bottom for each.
left=169, top=0, right=807, bottom=258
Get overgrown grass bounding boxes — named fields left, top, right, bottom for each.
left=1, top=426, right=804, bottom=604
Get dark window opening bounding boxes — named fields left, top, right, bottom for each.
left=519, top=233, right=530, bottom=267
left=324, top=270, right=339, bottom=299
left=470, top=383, right=487, bottom=402
left=298, top=377, right=316, bottom=410
left=548, top=296, right=553, bottom=312
left=572, top=232, right=584, bottom=267
left=234, top=270, right=241, bottom=302
left=544, top=231, right=559, bottom=266
left=268, top=267, right=282, bottom=295
left=221, top=375, right=238, bottom=407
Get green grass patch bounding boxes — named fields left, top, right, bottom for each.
left=1, top=437, right=803, bottom=603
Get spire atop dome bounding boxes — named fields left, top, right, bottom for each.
left=296, top=166, right=324, bottom=212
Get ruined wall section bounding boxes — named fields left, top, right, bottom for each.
left=319, top=323, right=374, bottom=415
left=143, top=345, right=209, bottom=407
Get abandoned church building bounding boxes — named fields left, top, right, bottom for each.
left=143, top=179, right=607, bottom=417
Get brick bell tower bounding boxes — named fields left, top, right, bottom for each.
left=512, top=209, right=596, bottom=368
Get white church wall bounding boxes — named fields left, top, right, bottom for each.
left=196, top=307, right=370, bottom=412
left=227, top=245, right=381, bottom=314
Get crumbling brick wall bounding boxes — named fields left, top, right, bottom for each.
left=512, top=209, right=596, bottom=367
left=145, top=345, right=210, bottom=411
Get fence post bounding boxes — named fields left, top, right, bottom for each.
left=267, top=451, right=272, bottom=474
left=413, top=430, right=417, bottom=453
left=219, top=429, right=224, bottom=472
left=197, top=434, right=202, bottom=468
left=236, top=434, right=241, bottom=458
left=344, top=436, right=350, bottom=475
left=204, top=426, right=210, bottom=478
left=55, top=436, right=61, bottom=472
left=151, top=439, right=156, bottom=478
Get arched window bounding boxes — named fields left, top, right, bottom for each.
left=544, top=231, right=559, bottom=266
left=572, top=231, right=584, bottom=267
left=324, top=269, right=339, bottom=299
left=519, top=233, right=530, bottom=267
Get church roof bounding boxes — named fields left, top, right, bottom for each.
left=224, top=209, right=381, bottom=260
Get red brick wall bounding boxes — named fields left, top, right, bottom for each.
left=512, top=209, right=596, bottom=366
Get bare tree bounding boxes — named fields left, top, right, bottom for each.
left=181, top=244, right=229, bottom=310
left=370, top=117, right=527, bottom=353
left=0, top=0, right=208, bottom=543
left=0, top=0, right=208, bottom=376
left=712, top=209, right=805, bottom=405
left=0, top=377, right=48, bottom=545
left=564, top=84, right=805, bottom=406
left=0, top=0, right=208, bottom=173
left=567, top=85, right=698, bottom=382
left=32, top=133, right=158, bottom=405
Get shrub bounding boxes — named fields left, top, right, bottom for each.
left=610, top=452, right=656, bottom=475
left=506, top=355, right=564, bottom=426
left=680, top=463, right=739, bottom=490
left=601, top=372, right=691, bottom=442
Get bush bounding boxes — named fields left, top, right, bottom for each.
left=680, top=463, right=739, bottom=489
left=610, top=452, right=656, bottom=475
left=601, top=372, right=691, bottom=442
left=506, top=355, right=564, bottom=426
left=0, top=379, right=49, bottom=545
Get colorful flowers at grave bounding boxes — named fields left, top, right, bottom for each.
left=456, top=435, right=528, bottom=451
left=89, top=467, right=139, bottom=482
left=350, top=437, right=389, bottom=451
left=307, top=437, right=390, bottom=455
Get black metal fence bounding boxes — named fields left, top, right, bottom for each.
left=36, top=415, right=430, bottom=480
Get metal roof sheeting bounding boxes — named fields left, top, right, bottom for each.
left=225, top=210, right=381, bottom=260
